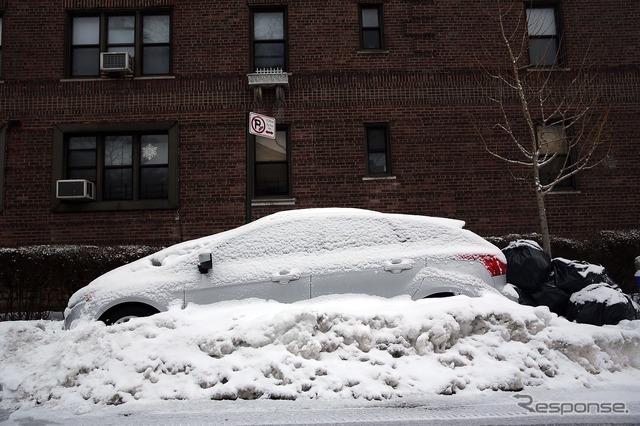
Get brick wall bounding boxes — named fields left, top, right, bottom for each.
left=0, top=0, right=638, bottom=246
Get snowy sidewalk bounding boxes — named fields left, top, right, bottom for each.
left=3, top=385, right=640, bottom=426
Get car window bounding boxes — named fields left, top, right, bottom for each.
left=388, top=217, right=439, bottom=243
left=387, top=216, right=472, bottom=246
left=214, top=215, right=402, bottom=263
left=318, top=216, right=398, bottom=251
left=213, top=219, right=324, bottom=263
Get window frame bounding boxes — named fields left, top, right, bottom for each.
left=359, top=4, right=385, bottom=50
left=536, top=121, right=576, bottom=190
left=250, top=7, right=288, bottom=72
left=365, top=123, right=392, bottom=176
left=67, top=10, right=172, bottom=78
left=52, top=122, right=179, bottom=212
left=525, top=2, right=564, bottom=67
left=250, top=125, right=292, bottom=199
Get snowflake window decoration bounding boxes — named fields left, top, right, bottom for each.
left=142, top=143, right=158, bottom=162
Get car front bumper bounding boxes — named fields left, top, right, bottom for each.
left=63, top=301, right=86, bottom=330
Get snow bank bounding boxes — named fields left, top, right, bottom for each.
left=1, top=294, right=639, bottom=411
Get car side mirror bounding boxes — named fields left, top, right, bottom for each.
left=198, top=251, right=213, bottom=274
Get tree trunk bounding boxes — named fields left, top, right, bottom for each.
left=535, top=188, right=552, bottom=256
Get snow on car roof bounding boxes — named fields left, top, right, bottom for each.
left=116, top=208, right=474, bottom=272
left=262, top=207, right=465, bottom=227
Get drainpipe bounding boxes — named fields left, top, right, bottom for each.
left=635, top=256, right=640, bottom=292
left=633, top=256, right=640, bottom=314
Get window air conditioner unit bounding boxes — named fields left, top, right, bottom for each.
left=56, top=179, right=95, bottom=201
left=100, top=52, right=133, bottom=74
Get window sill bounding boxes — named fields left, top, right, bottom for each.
left=362, top=176, right=396, bottom=181
left=60, top=75, right=176, bottom=83
left=546, top=189, right=581, bottom=195
left=251, top=198, right=296, bottom=207
left=357, top=49, right=389, bottom=55
left=526, top=67, right=571, bottom=72
left=52, top=198, right=178, bottom=212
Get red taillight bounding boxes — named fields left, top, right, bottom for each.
left=458, top=254, right=507, bottom=277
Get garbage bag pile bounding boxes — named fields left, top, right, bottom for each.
left=503, top=240, right=639, bottom=325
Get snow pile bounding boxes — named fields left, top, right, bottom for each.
left=1, top=294, right=640, bottom=410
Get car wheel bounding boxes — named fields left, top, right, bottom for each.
left=100, top=304, right=159, bottom=326
left=425, top=292, right=455, bottom=298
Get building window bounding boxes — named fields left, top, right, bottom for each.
left=526, top=5, right=562, bottom=67
left=537, top=122, right=575, bottom=189
left=69, top=11, right=171, bottom=77
left=52, top=122, right=178, bottom=211
left=66, top=134, right=169, bottom=200
left=254, top=128, right=290, bottom=197
left=252, top=9, right=287, bottom=71
left=365, top=124, right=391, bottom=176
left=360, top=5, right=384, bottom=50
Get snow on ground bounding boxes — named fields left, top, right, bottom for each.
left=1, top=293, right=640, bottom=416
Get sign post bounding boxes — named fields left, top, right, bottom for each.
left=249, top=112, right=276, bottom=139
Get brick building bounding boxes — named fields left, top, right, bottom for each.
left=0, top=0, right=638, bottom=247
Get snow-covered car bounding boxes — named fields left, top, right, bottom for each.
left=64, top=208, right=509, bottom=329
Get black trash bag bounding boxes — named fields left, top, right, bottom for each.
left=566, top=283, right=637, bottom=326
left=513, top=285, right=536, bottom=306
left=529, top=279, right=571, bottom=316
left=502, top=240, right=552, bottom=293
left=552, top=258, right=617, bottom=294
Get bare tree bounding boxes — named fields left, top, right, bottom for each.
left=476, top=0, right=610, bottom=255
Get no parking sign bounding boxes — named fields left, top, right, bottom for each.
left=249, top=112, right=276, bottom=139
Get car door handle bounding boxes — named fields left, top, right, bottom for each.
left=271, top=270, right=300, bottom=284
left=383, top=259, right=414, bottom=274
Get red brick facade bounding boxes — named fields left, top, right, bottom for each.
left=0, top=0, right=638, bottom=246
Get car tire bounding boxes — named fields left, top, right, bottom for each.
left=100, top=304, right=159, bottom=325
left=425, top=292, right=455, bottom=298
